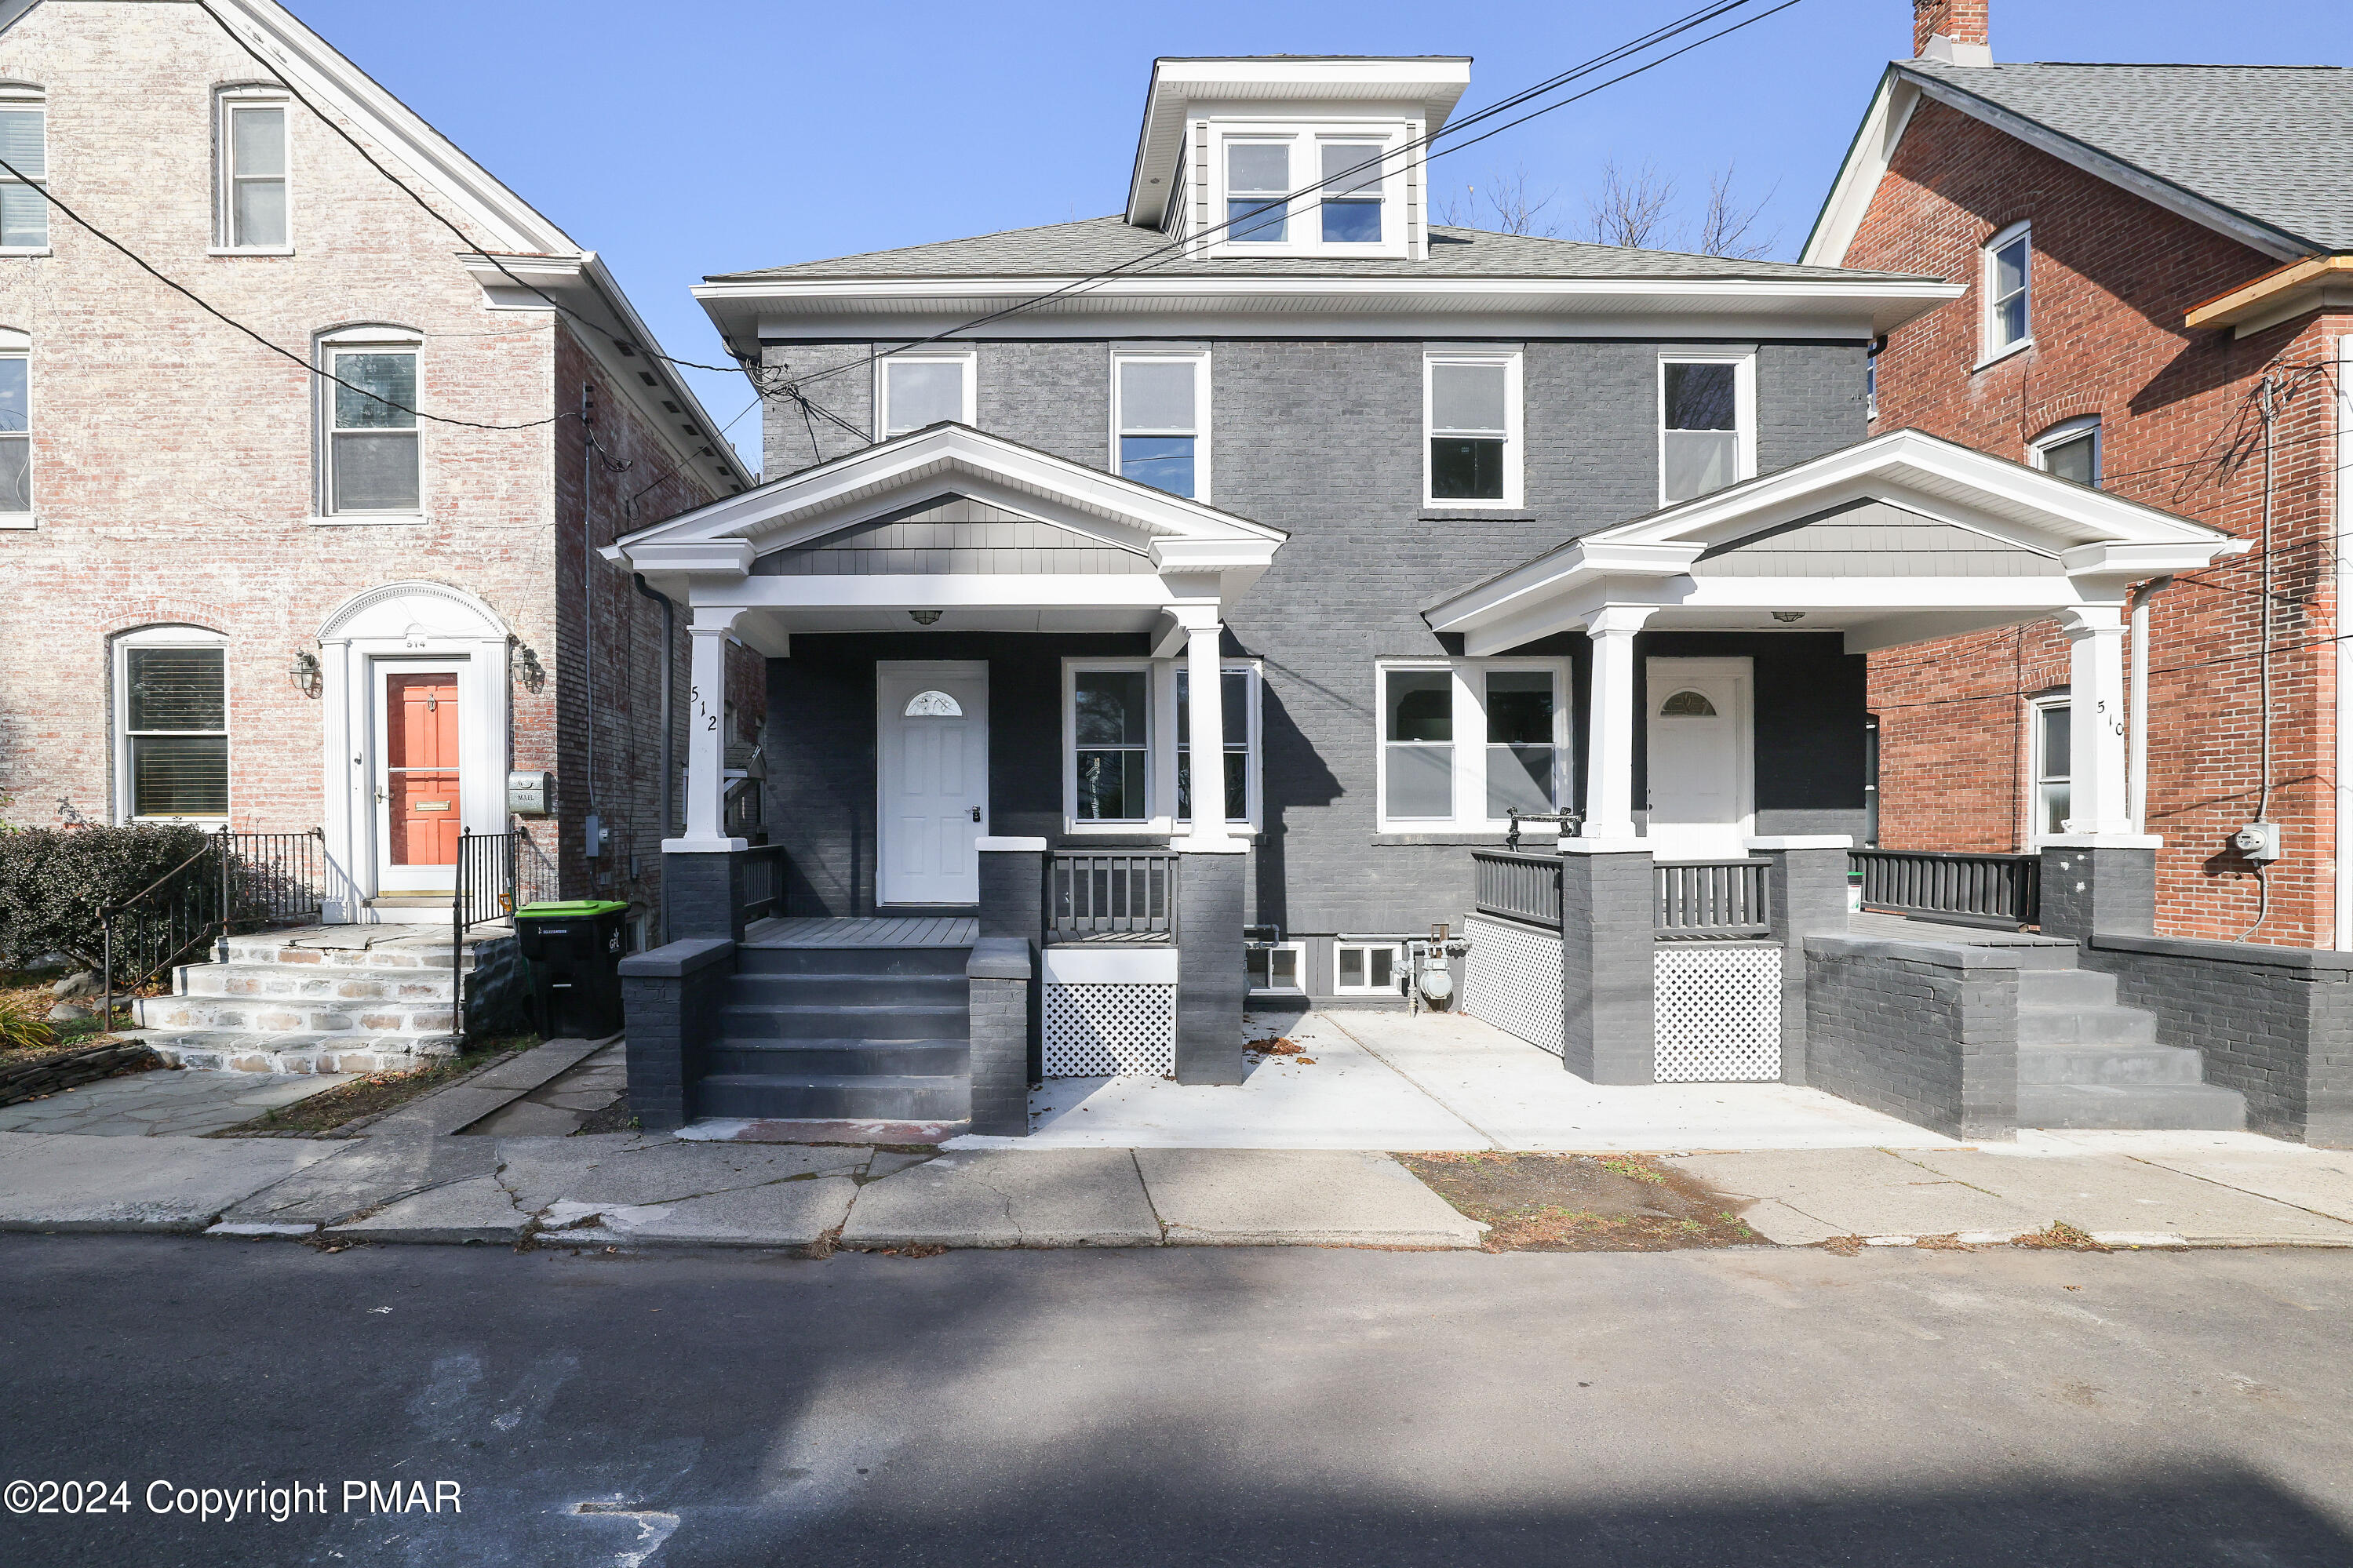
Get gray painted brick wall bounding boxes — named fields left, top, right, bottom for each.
left=618, top=937, right=738, bottom=1132
left=967, top=937, right=1034, bottom=1137
left=1561, top=849, right=1656, bottom=1083
left=1805, top=935, right=2020, bottom=1141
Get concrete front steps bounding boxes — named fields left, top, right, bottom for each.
left=126, top=925, right=509, bottom=1075
left=694, top=944, right=974, bottom=1124
left=2013, top=953, right=2247, bottom=1130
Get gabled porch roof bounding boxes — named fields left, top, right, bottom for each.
left=605, top=422, right=1287, bottom=647
left=1421, top=428, right=2246, bottom=657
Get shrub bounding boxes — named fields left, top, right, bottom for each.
left=0, top=995, right=53, bottom=1052
left=0, top=825, right=217, bottom=970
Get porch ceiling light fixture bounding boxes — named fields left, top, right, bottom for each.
left=1772, top=610, right=1805, bottom=623
left=286, top=649, right=322, bottom=697
left=908, top=609, right=944, bottom=626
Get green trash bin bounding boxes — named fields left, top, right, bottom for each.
left=513, top=900, right=631, bottom=1040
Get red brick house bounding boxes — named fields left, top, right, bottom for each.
left=0, top=0, right=756, bottom=948
left=1804, top=1, right=2352, bottom=945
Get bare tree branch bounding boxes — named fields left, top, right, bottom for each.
left=1584, top=158, right=1675, bottom=249
left=1433, top=166, right=1561, bottom=237
left=1692, top=164, right=1781, bottom=260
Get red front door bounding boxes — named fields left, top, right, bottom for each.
left=387, top=673, right=461, bottom=867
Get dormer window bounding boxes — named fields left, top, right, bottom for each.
left=1208, top=124, right=1408, bottom=258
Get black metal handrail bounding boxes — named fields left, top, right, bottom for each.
left=1047, top=850, right=1178, bottom=943
left=1655, top=859, right=1772, bottom=940
left=100, top=828, right=326, bottom=1029
left=1851, top=849, right=2039, bottom=929
left=452, top=828, right=559, bottom=1042
left=1472, top=849, right=1563, bottom=929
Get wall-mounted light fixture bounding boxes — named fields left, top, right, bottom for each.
left=513, top=642, right=548, bottom=693
left=287, top=649, right=322, bottom=696
left=909, top=609, right=943, bottom=626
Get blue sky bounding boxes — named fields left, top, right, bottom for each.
left=287, top=0, right=2348, bottom=474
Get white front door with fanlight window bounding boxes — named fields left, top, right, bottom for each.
left=877, top=661, right=989, bottom=905
left=1645, top=657, right=1753, bottom=860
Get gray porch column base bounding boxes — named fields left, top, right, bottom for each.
left=1805, top=934, right=2020, bottom=1141
left=1560, top=841, right=1655, bottom=1084
left=977, top=838, right=1047, bottom=947
left=967, top=937, right=1034, bottom=1137
left=1757, top=840, right=1855, bottom=1086
left=2038, top=842, right=2158, bottom=942
left=1175, top=846, right=1247, bottom=1086
left=617, top=937, right=737, bottom=1132
left=665, top=847, right=747, bottom=943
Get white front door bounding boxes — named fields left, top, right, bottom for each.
left=877, top=661, right=989, bottom=905
left=1645, top=657, right=1752, bottom=860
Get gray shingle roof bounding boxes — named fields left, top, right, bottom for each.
left=1903, top=61, right=2353, bottom=253
left=707, top=216, right=1930, bottom=283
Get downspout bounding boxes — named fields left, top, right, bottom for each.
left=634, top=573, right=676, bottom=944
left=2240, top=375, right=2279, bottom=941
left=2127, top=574, right=2173, bottom=833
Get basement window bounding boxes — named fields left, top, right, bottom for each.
left=1333, top=940, right=1404, bottom=995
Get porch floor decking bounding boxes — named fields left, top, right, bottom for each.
left=741, top=916, right=978, bottom=948
left=1846, top=911, right=2072, bottom=948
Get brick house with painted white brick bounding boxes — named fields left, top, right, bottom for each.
left=1805, top=2, right=2353, bottom=945
left=0, top=0, right=755, bottom=944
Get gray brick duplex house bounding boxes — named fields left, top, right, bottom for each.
left=610, top=56, right=2248, bottom=1137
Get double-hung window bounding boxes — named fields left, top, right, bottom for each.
left=1319, top=140, right=1384, bottom=243
left=1983, top=222, right=2031, bottom=361
left=321, top=331, right=421, bottom=517
left=1425, top=351, right=1520, bottom=507
left=1659, top=354, right=1754, bottom=506
left=218, top=90, right=289, bottom=250
left=0, top=333, right=30, bottom=518
left=2031, top=416, right=2100, bottom=487
left=1226, top=140, right=1290, bottom=243
left=1379, top=660, right=1568, bottom=831
left=1177, top=668, right=1255, bottom=825
left=877, top=351, right=974, bottom=438
left=1065, top=660, right=1262, bottom=833
left=118, top=630, right=228, bottom=821
left=2031, top=697, right=2071, bottom=842
left=0, top=93, right=46, bottom=250
left=1113, top=349, right=1208, bottom=500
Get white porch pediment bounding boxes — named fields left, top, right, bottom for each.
left=1422, top=428, right=2246, bottom=657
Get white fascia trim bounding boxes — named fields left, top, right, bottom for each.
left=623, top=540, right=756, bottom=580
left=714, top=576, right=1184, bottom=611
left=611, top=424, right=1284, bottom=558
left=1804, top=64, right=2310, bottom=267
left=209, top=0, right=572, bottom=255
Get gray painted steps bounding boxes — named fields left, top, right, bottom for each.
left=2005, top=946, right=2247, bottom=1130
left=2018, top=1082, right=2248, bottom=1131
left=694, top=940, right=974, bottom=1125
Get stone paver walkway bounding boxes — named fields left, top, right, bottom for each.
left=0, top=1067, right=353, bottom=1137
left=459, top=1042, right=627, bottom=1137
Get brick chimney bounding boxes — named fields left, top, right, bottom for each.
left=1913, top=0, right=1992, bottom=64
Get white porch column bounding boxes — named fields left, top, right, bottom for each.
left=1581, top=607, right=1654, bottom=842
left=1175, top=606, right=1232, bottom=848
left=2060, top=606, right=2133, bottom=839
left=667, top=607, right=745, bottom=853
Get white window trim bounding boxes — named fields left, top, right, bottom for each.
left=213, top=85, right=293, bottom=255
left=314, top=326, right=424, bottom=525
left=2029, top=415, right=2101, bottom=486
left=1655, top=351, right=1757, bottom=509
left=2028, top=692, right=2071, bottom=847
left=1978, top=220, right=2033, bottom=369
left=1206, top=121, right=1410, bottom=260
left=1331, top=939, right=1407, bottom=996
left=1246, top=939, right=1306, bottom=995
left=1109, top=345, right=1212, bottom=503
left=874, top=349, right=976, bottom=441
left=114, top=625, right=230, bottom=827
left=0, top=324, right=31, bottom=528
left=1061, top=657, right=1262, bottom=836
left=1423, top=348, right=1524, bottom=510
left=1375, top=657, right=1572, bottom=834
left=0, top=89, right=48, bottom=257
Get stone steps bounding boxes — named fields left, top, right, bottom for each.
left=130, top=1029, right=458, bottom=1075
left=2007, top=948, right=2248, bottom=1131
left=2018, top=1081, right=2249, bottom=1131
left=133, top=994, right=457, bottom=1037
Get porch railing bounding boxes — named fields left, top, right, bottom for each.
left=742, top=843, right=786, bottom=923
left=1655, top=859, right=1772, bottom=940
left=452, top=828, right=559, bottom=1042
left=1472, top=849, right=1564, bottom=929
left=1850, top=849, right=2039, bottom=929
left=1047, top=850, right=1178, bottom=944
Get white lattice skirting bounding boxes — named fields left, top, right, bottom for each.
left=1654, top=943, right=1783, bottom=1082
left=1462, top=915, right=1565, bottom=1057
left=1043, top=983, right=1177, bottom=1078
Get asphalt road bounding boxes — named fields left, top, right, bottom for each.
left=5, top=1236, right=2351, bottom=1566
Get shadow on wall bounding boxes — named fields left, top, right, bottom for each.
left=1250, top=675, right=1343, bottom=933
